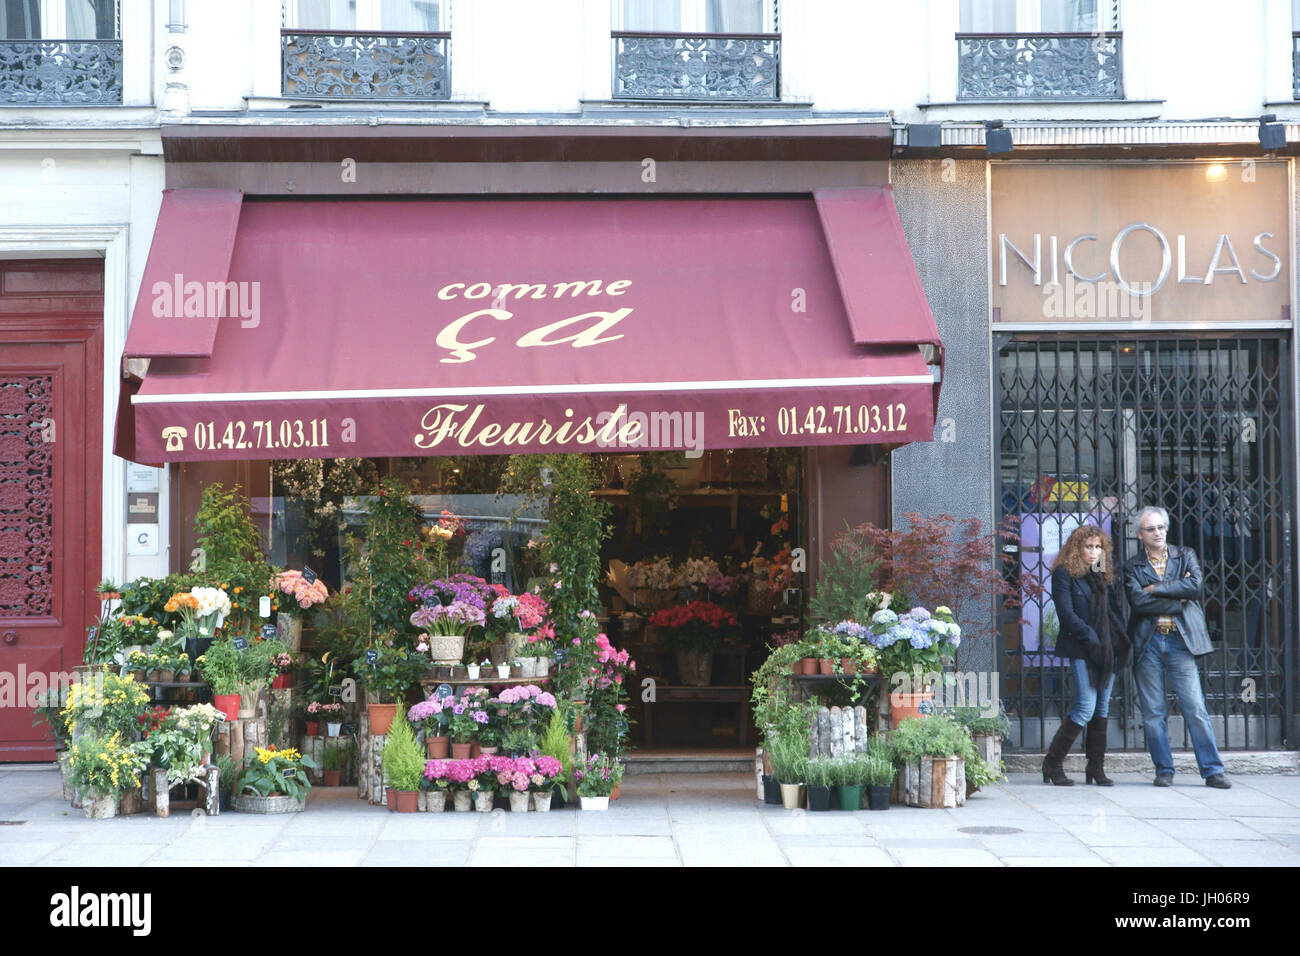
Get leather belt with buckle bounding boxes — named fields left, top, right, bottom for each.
left=1155, top=623, right=1177, bottom=634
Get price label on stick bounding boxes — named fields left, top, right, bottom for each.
left=302, top=566, right=317, bottom=585
left=435, top=683, right=453, bottom=700
left=341, top=721, right=358, bottom=736
left=260, top=624, right=278, bottom=641
left=328, top=685, right=342, bottom=697
left=232, top=637, right=249, bottom=651
left=365, top=649, right=379, bottom=666
left=282, top=767, right=296, bottom=778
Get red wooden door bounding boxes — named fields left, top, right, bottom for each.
left=0, top=261, right=103, bottom=761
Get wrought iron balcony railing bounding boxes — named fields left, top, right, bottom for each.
left=957, top=32, right=1122, bottom=100
left=0, top=38, right=122, bottom=105
left=1293, top=32, right=1299, bottom=99
left=282, top=30, right=450, bottom=99
left=612, top=31, right=779, bottom=101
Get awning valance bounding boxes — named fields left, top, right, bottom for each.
left=116, top=191, right=941, bottom=464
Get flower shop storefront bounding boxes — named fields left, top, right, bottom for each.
left=78, top=185, right=944, bottom=815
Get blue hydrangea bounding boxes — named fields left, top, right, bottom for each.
left=909, top=607, right=931, bottom=621
left=871, top=609, right=898, bottom=627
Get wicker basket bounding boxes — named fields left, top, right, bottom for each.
left=427, top=634, right=466, bottom=664
left=234, top=793, right=305, bottom=814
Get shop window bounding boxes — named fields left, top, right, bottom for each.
left=957, top=0, right=1123, bottom=100
left=0, top=0, right=121, bottom=104
left=612, top=0, right=780, bottom=101
left=281, top=0, right=449, bottom=100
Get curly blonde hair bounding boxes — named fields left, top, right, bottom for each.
left=1052, top=525, right=1114, bottom=583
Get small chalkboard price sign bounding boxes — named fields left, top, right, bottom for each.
left=232, top=636, right=250, bottom=651
left=260, top=624, right=278, bottom=641
left=676, top=587, right=694, bottom=601
left=365, top=649, right=379, bottom=666
left=302, top=566, right=318, bottom=585
left=434, top=683, right=453, bottom=700
left=341, top=721, right=359, bottom=736
left=328, top=684, right=343, bottom=697
left=282, top=767, right=296, bottom=778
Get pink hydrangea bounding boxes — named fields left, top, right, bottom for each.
left=510, top=771, right=530, bottom=792
left=534, top=755, right=562, bottom=778
left=534, top=692, right=557, bottom=709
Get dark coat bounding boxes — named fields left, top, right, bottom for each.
left=1050, top=565, right=1125, bottom=660
left=1123, top=545, right=1213, bottom=658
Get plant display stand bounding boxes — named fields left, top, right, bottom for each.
left=900, top=756, right=966, bottom=809
left=149, top=765, right=221, bottom=817
left=300, top=734, right=327, bottom=784
left=810, top=705, right=875, bottom=758
left=213, top=717, right=269, bottom=770
left=356, top=710, right=389, bottom=806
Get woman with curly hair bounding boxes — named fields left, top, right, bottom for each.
left=1042, top=525, right=1131, bottom=786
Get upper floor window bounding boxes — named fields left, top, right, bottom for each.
left=957, top=0, right=1123, bottom=101
left=612, top=0, right=780, bottom=101
left=282, top=0, right=449, bottom=100
left=0, top=0, right=121, bottom=104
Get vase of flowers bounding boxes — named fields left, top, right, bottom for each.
left=649, top=601, right=737, bottom=687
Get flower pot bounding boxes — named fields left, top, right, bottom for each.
left=762, top=774, right=781, bottom=805
left=427, top=633, right=466, bottom=664
left=323, top=770, right=341, bottom=787
left=305, top=721, right=320, bottom=737
left=889, top=690, right=936, bottom=728
left=610, top=783, right=621, bottom=801
left=505, top=632, right=528, bottom=660
left=212, top=694, right=240, bottom=722
left=425, top=790, right=447, bottom=812
left=532, top=790, right=553, bottom=812
left=385, top=788, right=394, bottom=810
left=450, top=665, right=467, bottom=679
left=495, top=664, right=510, bottom=679
left=237, top=687, right=261, bottom=719
left=271, top=674, right=291, bottom=689
left=451, top=742, right=472, bottom=760
left=131, top=669, right=147, bottom=682
left=867, top=784, right=892, bottom=811
left=674, top=648, right=714, bottom=687
left=393, top=790, right=418, bottom=813
left=473, top=791, right=494, bottom=812
left=453, top=791, right=473, bottom=812
left=837, top=784, right=863, bottom=811
left=808, top=785, right=832, bottom=811
left=118, top=788, right=143, bottom=815
left=535, top=657, right=550, bottom=677
left=508, top=791, right=530, bottom=813
left=579, top=795, right=609, bottom=811
left=798, top=658, right=818, bottom=675
left=326, top=721, right=341, bottom=737
left=184, top=635, right=215, bottom=665
left=551, top=784, right=566, bottom=809
left=235, top=793, right=305, bottom=814
left=466, top=665, right=481, bottom=679
left=426, top=735, right=450, bottom=759
left=157, top=670, right=175, bottom=683
left=83, top=793, right=118, bottom=819
left=840, top=659, right=858, bottom=676
left=479, top=746, right=498, bottom=757
left=520, top=658, right=538, bottom=679
left=817, top=659, right=834, bottom=676
left=470, top=741, right=481, bottom=758
left=367, top=703, right=397, bottom=736
left=778, top=782, right=804, bottom=810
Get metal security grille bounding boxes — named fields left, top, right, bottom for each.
left=996, top=334, right=1294, bottom=752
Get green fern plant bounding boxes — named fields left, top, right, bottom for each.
left=380, top=709, right=425, bottom=792
left=538, top=703, right=573, bottom=783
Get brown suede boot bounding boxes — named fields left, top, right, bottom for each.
left=1041, top=720, right=1084, bottom=786
left=1084, top=717, right=1113, bottom=786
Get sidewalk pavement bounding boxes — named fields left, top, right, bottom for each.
left=2, top=765, right=1297, bottom=867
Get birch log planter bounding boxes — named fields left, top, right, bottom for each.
left=901, top=756, right=967, bottom=809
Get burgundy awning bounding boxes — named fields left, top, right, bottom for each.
left=118, top=193, right=942, bottom=464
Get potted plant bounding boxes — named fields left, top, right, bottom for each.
left=445, top=759, right=475, bottom=812
left=236, top=744, right=315, bottom=813
left=575, top=752, right=623, bottom=811
left=892, top=714, right=975, bottom=809
left=648, top=600, right=737, bottom=687
left=354, top=634, right=427, bottom=734
left=866, top=605, right=962, bottom=726
left=531, top=755, right=563, bottom=812
left=767, top=734, right=806, bottom=810
left=495, top=660, right=511, bottom=679
left=945, top=704, right=1009, bottom=796
left=197, top=639, right=242, bottom=721
left=804, top=756, right=834, bottom=811
left=448, top=697, right=486, bottom=759
left=213, top=752, right=238, bottom=812
left=537, top=704, right=573, bottom=810
left=143, top=704, right=225, bottom=787
left=408, top=697, right=450, bottom=758
left=421, top=759, right=449, bottom=811
left=380, top=709, right=424, bottom=812
left=127, top=649, right=149, bottom=682
left=466, top=661, right=482, bottom=680
left=66, top=733, right=147, bottom=819
left=318, top=701, right=345, bottom=736
left=829, top=753, right=867, bottom=811
left=304, top=701, right=323, bottom=736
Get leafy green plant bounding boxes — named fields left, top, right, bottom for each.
left=803, top=756, right=836, bottom=789
left=322, top=742, right=346, bottom=772
left=863, top=753, right=895, bottom=787
left=943, top=703, right=1011, bottom=740
left=381, top=709, right=426, bottom=792
left=892, top=714, right=975, bottom=764
left=809, top=524, right=885, bottom=626
left=537, top=704, right=573, bottom=783
left=238, top=745, right=315, bottom=802
left=31, top=688, right=71, bottom=749
left=214, top=752, right=239, bottom=798
left=351, top=478, right=427, bottom=639
left=66, top=733, right=147, bottom=798
left=767, top=733, right=808, bottom=785
left=194, top=484, right=279, bottom=631
left=354, top=632, right=427, bottom=704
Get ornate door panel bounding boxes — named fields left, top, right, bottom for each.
left=0, top=261, right=103, bottom=761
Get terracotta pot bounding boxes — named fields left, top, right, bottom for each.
left=451, top=742, right=472, bottom=760
left=385, top=787, right=395, bottom=810
left=305, top=721, right=320, bottom=737
left=798, top=658, right=818, bottom=675
left=368, top=703, right=397, bottom=736
left=393, top=790, right=419, bottom=813
left=323, top=770, right=341, bottom=787
left=470, top=741, right=481, bottom=758
left=840, top=659, right=858, bottom=676
left=426, top=735, right=450, bottom=759
left=213, top=694, right=240, bottom=722
left=889, top=690, right=937, bottom=728
left=157, top=670, right=175, bottom=683
left=817, top=659, right=834, bottom=676
left=271, top=674, right=291, bottom=689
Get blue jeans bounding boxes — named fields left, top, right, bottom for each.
left=1134, top=632, right=1225, bottom=778
left=1068, top=657, right=1114, bottom=726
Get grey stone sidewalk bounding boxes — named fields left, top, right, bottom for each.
left=2, top=764, right=1298, bottom=867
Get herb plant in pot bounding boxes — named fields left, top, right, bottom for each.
left=804, top=756, right=835, bottom=811
left=892, top=714, right=974, bottom=809
left=864, top=736, right=896, bottom=810
left=354, top=635, right=426, bottom=735
left=829, top=754, right=868, bottom=811
left=767, top=734, right=807, bottom=810
left=196, top=639, right=241, bottom=721
left=381, top=710, right=425, bottom=812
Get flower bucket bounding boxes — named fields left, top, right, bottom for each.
left=428, top=633, right=466, bottom=664
left=392, top=790, right=418, bottom=813
left=323, top=770, right=341, bottom=787
left=237, top=687, right=261, bottom=719
left=234, top=794, right=304, bottom=814
left=83, top=793, right=118, bottom=819
left=427, top=735, right=450, bottom=759
left=213, top=694, right=240, bottom=722
left=579, top=795, right=609, bottom=811
left=837, top=784, right=863, bottom=811
left=532, top=790, right=553, bottom=812
left=508, top=792, right=530, bottom=813
left=889, top=691, right=936, bottom=728
left=367, top=703, right=397, bottom=736
left=425, top=791, right=447, bottom=812
left=326, top=721, right=341, bottom=737
left=472, top=791, right=494, bottom=812
left=305, top=722, right=320, bottom=737
left=778, top=783, right=803, bottom=810
left=674, top=649, right=713, bottom=687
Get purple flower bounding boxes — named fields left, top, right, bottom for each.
left=472, top=710, right=489, bottom=724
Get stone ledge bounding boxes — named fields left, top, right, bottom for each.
left=1005, top=751, right=1300, bottom=775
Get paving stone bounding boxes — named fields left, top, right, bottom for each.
left=1181, top=840, right=1300, bottom=867
left=889, top=848, right=1004, bottom=866
left=784, top=846, right=896, bottom=866
left=576, top=836, right=678, bottom=858
left=1003, top=856, right=1110, bottom=866
left=1148, top=817, right=1267, bottom=841
left=1092, top=846, right=1214, bottom=866
left=361, top=840, right=472, bottom=866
